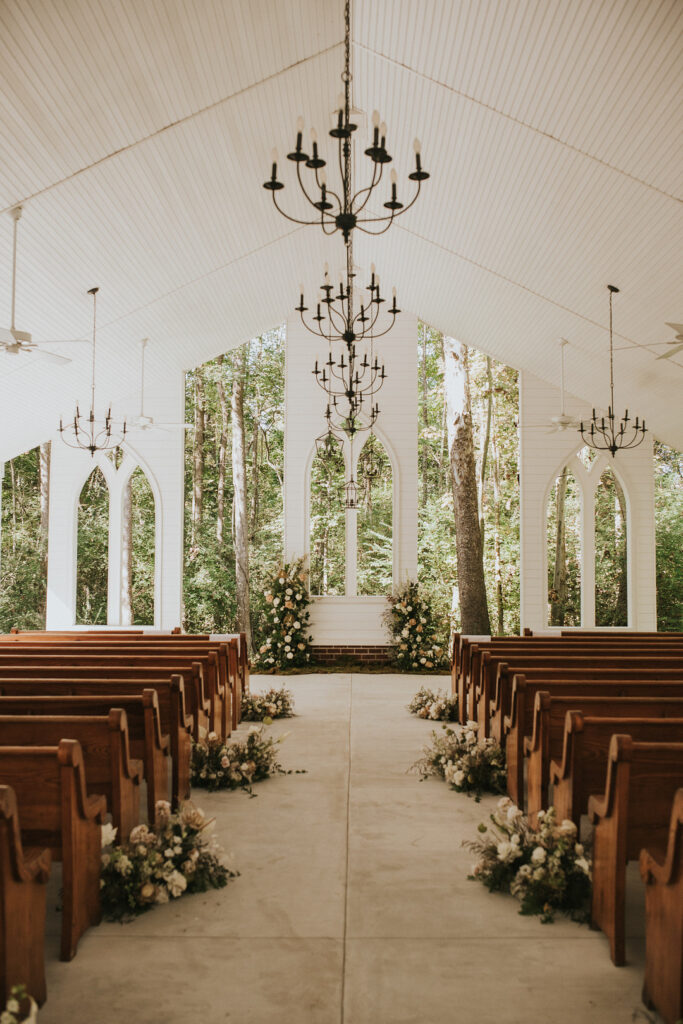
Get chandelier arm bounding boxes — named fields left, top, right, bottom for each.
left=325, top=303, right=349, bottom=336
left=354, top=214, right=397, bottom=236
left=367, top=316, right=397, bottom=340
left=351, top=160, right=385, bottom=215
left=357, top=178, right=423, bottom=227
left=312, top=165, right=342, bottom=211
left=270, top=190, right=332, bottom=227
left=296, top=159, right=339, bottom=216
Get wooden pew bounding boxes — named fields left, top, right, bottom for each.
left=453, top=634, right=683, bottom=713
left=0, top=692, right=170, bottom=822
left=588, top=735, right=683, bottom=965
left=0, top=676, right=190, bottom=809
left=0, top=653, right=209, bottom=740
left=501, top=671, right=683, bottom=804
left=0, top=711, right=142, bottom=840
left=640, top=789, right=683, bottom=1024
left=0, top=739, right=106, bottom=961
left=525, top=691, right=683, bottom=821
left=482, top=655, right=683, bottom=740
left=0, top=785, right=51, bottom=1006
left=550, top=713, right=683, bottom=833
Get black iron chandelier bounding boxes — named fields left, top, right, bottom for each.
left=578, top=285, right=647, bottom=458
left=263, top=0, right=428, bottom=243
left=297, top=258, right=399, bottom=346
left=60, top=287, right=127, bottom=456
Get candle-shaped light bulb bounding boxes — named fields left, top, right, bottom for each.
left=337, top=92, right=345, bottom=112
left=390, top=168, right=397, bottom=184
left=319, top=168, right=327, bottom=186
left=413, top=138, right=421, bottom=154
left=392, top=286, right=397, bottom=297
left=380, top=121, right=387, bottom=138
left=370, top=262, right=376, bottom=275
left=296, top=116, right=304, bottom=133
left=299, top=282, right=304, bottom=295
left=271, top=148, right=279, bottom=164
left=372, top=110, right=380, bottom=127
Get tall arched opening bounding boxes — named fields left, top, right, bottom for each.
left=123, top=466, right=156, bottom=625
left=310, top=438, right=345, bottom=595
left=546, top=465, right=581, bottom=626
left=356, top=433, right=393, bottom=595
left=595, top=466, right=628, bottom=626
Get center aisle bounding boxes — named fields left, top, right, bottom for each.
left=40, top=674, right=648, bottom=1023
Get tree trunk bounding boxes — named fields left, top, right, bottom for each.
left=231, top=347, right=252, bottom=650
left=479, top=357, right=493, bottom=546
left=121, top=476, right=133, bottom=625
left=489, top=370, right=505, bottom=634
left=550, top=468, right=568, bottom=626
left=9, top=460, right=16, bottom=555
left=191, top=371, right=205, bottom=550
left=444, top=336, right=491, bottom=634
left=215, top=357, right=229, bottom=546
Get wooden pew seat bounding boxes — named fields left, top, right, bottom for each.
left=0, top=785, right=51, bottom=1006
left=0, top=739, right=106, bottom=961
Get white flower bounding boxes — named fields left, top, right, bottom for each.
left=1, top=1011, right=16, bottom=1024
left=506, top=804, right=524, bottom=825
left=558, top=819, right=577, bottom=838
left=286, top=588, right=293, bottom=595
left=284, top=634, right=292, bottom=642
left=574, top=843, right=584, bottom=856
left=406, top=606, right=412, bottom=612
left=167, top=870, right=187, bottom=898
left=164, top=847, right=175, bottom=859
left=286, top=652, right=294, bottom=659
left=296, top=593, right=302, bottom=600
left=575, top=857, right=591, bottom=877
left=533, top=866, right=546, bottom=881
left=294, top=621, right=301, bottom=628
left=273, top=597, right=280, bottom=606
left=496, top=840, right=520, bottom=864
left=279, top=577, right=285, bottom=584
left=101, top=822, right=118, bottom=848
left=6, top=1000, right=20, bottom=1015
left=531, top=847, right=547, bottom=865
left=155, top=886, right=170, bottom=904
left=453, top=770, right=465, bottom=786
left=115, top=854, right=132, bottom=876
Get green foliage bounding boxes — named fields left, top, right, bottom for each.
left=190, top=725, right=297, bottom=794
left=241, top=686, right=295, bottom=721
left=594, top=467, right=628, bottom=626
left=310, top=438, right=345, bottom=595
left=0, top=450, right=46, bottom=630
left=357, top=433, right=393, bottom=595
left=77, top=466, right=109, bottom=624
left=655, top=442, right=683, bottom=631
left=130, top=467, right=155, bottom=625
left=546, top=469, right=582, bottom=626
left=408, top=685, right=459, bottom=721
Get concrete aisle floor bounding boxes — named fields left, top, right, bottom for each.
left=40, top=674, right=654, bottom=1024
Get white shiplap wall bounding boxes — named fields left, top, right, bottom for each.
left=0, top=0, right=680, bottom=466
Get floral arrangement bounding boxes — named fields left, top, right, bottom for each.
left=241, top=686, right=295, bottom=721
left=464, top=798, right=592, bottom=923
left=100, top=801, right=236, bottom=921
left=408, top=685, right=458, bottom=721
left=255, top=558, right=312, bottom=670
left=411, top=722, right=506, bottom=799
left=1, top=986, right=37, bottom=1024
left=384, top=579, right=447, bottom=671
left=191, top=725, right=303, bottom=795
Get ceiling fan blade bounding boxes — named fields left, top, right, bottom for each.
left=0, top=328, right=15, bottom=344
left=656, top=344, right=683, bottom=360
left=38, top=338, right=89, bottom=345
left=664, top=323, right=683, bottom=334
left=34, top=348, right=71, bottom=365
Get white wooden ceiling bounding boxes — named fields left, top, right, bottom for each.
left=0, top=0, right=681, bottom=460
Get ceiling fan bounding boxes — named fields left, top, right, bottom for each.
left=1, top=206, right=88, bottom=364
left=656, top=323, right=683, bottom=361
left=527, top=339, right=581, bottom=432
left=127, top=338, right=193, bottom=433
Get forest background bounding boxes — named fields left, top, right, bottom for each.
left=1, top=322, right=681, bottom=649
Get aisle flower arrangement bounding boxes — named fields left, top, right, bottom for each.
left=464, top=798, right=592, bottom=923
left=255, top=559, right=313, bottom=671
left=241, top=686, right=295, bottom=721
left=191, top=725, right=303, bottom=795
left=408, top=685, right=458, bottom=721
left=100, top=802, right=236, bottom=922
left=1, top=986, right=38, bottom=1024
left=384, top=580, right=447, bottom=671
left=411, top=722, right=506, bottom=799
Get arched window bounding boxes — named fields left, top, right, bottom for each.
left=547, top=465, right=581, bottom=626
left=595, top=467, right=628, bottom=626
left=77, top=466, right=109, bottom=624
left=310, top=438, right=345, bottom=595
left=356, top=434, right=393, bottom=595
left=123, top=467, right=155, bottom=625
